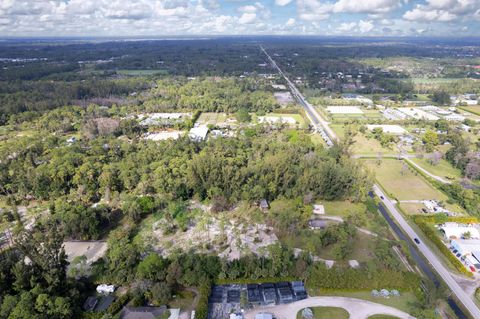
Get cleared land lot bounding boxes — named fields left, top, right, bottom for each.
left=254, top=113, right=306, bottom=126
left=331, top=125, right=393, bottom=155
left=364, top=159, right=447, bottom=201
left=367, top=125, right=407, bottom=135
left=196, top=112, right=231, bottom=126
left=63, top=241, right=107, bottom=264
left=327, top=106, right=364, bottom=114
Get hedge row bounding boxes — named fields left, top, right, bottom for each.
left=196, top=281, right=212, bottom=319
left=412, top=215, right=479, bottom=224
left=413, top=220, right=473, bottom=277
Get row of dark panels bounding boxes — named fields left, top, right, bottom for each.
left=209, top=282, right=307, bottom=305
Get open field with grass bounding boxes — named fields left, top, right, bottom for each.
left=197, top=112, right=230, bottom=126
left=296, top=307, right=349, bottom=319
left=252, top=113, right=307, bottom=127
left=457, top=105, right=480, bottom=116
left=322, top=201, right=366, bottom=218
left=365, top=159, right=448, bottom=201
left=307, top=290, right=417, bottom=314
left=410, top=157, right=462, bottom=181
left=331, top=125, right=394, bottom=155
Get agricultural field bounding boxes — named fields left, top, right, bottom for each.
left=196, top=112, right=232, bottom=126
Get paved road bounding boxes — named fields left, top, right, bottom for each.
left=260, top=44, right=479, bottom=318
left=244, top=296, right=415, bottom=319
left=374, top=184, right=480, bottom=318
left=260, top=45, right=338, bottom=145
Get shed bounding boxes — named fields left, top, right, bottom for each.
left=309, top=219, right=328, bottom=230
left=82, top=296, right=98, bottom=312
left=260, top=199, right=269, bottom=211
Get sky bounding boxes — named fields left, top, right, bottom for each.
left=0, top=0, right=479, bottom=37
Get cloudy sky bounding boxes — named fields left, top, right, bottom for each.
left=0, top=0, right=479, bottom=37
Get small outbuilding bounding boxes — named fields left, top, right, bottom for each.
left=260, top=199, right=269, bottom=211
left=120, top=306, right=167, bottom=319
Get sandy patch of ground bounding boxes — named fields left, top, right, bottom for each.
left=63, top=241, right=108, bottom=264
left=146, top=214, right=278, bottom=261
left=274, top=92, right=294, bottom=106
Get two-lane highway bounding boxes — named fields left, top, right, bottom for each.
left=374, top=185, right=480, bottom=318
left=260, top=46, right=338, bottom=146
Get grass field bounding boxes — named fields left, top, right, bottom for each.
left=331, top=125, right=394, bottom=155
left=457, top=105, right=480, bottom=117
left=253, top=113, right=307, bottom=127
left=365, top=159, right=448, bottom=201
left=322, top=201, right=366, bottom=218
left=410, top=157, right=462, bottom=181
left=197, top=112, right=230, bottom=126
left=308, top=290, right=417, bottom=314
left=296, top=307, right=349, bottom=319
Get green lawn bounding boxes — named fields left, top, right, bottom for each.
left=297, top=307, right=349, bottom=319
left=365, top=159, right=448, bottom=201
left=458, top=105, right=480, bottom=116
left=410, top=157, right=462, bottom=181
left=322, top=201, right=366, bottom=218
left=308, top=290, right=417, bottom=314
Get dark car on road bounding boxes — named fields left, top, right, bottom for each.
left=414, top=238, right=420, bottom=244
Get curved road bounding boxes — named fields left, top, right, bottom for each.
left=244, top=296, right=415, bottom=319
left=403, top=158, right=452, bottom=184
left=374, top=184, right=480, bottom=318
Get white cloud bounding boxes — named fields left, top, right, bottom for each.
left=358, top=19, right=374, bottom=32
left=333, top=0, right=402, bottom=13
left=286, top=17, right=296, bottom=26
left=238, top=5, right=257, bottom=13
left=403, top=0, right=480, bottom=22
left=239, top=12, right=257, bottom=24
left=275, top=0, right=294, bottom=5
left=337, top=22, right=357, bottom=32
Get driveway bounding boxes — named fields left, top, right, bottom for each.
left=244, top=296, right=415, bottom=319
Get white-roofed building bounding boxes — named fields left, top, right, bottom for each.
left=440, top=223, right=480, bottom=239
left=189, top=126, right=209, bottom=141
left=397, top=107, right=439, bottom=121
left=444, top=114, right=466, bottom=122
left=451, top=239, right=480, bottom=268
